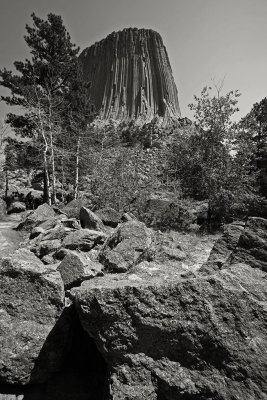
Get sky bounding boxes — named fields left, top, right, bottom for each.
left=0, top=0, right=267, bottom=122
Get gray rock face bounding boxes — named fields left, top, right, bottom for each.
left=0, top=249, right=64, bottom=385
left=72, top=263, right=267, bottom=400
left=202, top=222, right=245, bottom=272
left=230, top=217, right=267, bottom=271
left=57, top=252, right=103, bottom=289
left=16, top=204, right=57, bottom=231
left=79, top=28, right=181, bottom=123
left=80, top=206, right=105, bottom=231
left=203, top=217, right=267, bottom=273
left=62, top=229, right=107, bottom=251
left=61, top=199, right=90, bottom=219
left=99, top=220, right=152, bottom=272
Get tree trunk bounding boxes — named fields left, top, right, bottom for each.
left=5, top=169, right=8, bottom=199
left=43, top=150, right=51, bottom=206
left=61, top=157, right=65, bottom=204
left=74, top=136, right=81, bottom=200
left=49, top=131, right=57, bottom=205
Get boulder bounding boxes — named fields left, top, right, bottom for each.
left=34, top=239, right=62, bottom=258
left=99, top=221, right=152, bottom=272
left=202, top=221, right=245, bottom=272
left=61, top=218, right=80, bottom=230
left=57, top=252, right=103, bottom=289
left=121, top=212, right=136, bottom=222
left=37, top=215, right=64, bottom=231
left=96, top=207, right=122, bottom=227
left=80, top=206, right=105, bottom=231
left=72, top=263, right=267, bottom=400
left=30, top=226, right=45, bottom=239
left=62, top=229, right=107, bottom=252
left=61, top=199, right=89, bottom=219
left=160, top=245, right=187, bottom=261
left=230, top=217, right=267, bottom=271
left=41, top=253, right=57, bottom=265
left=41, top=225, right=70, bottom=242
left=0, top=249, right=65, bottom=385
left=16, top=204, right=56, bottom=231
left=7, top=201, right=26, bottom=214
left=203, top=217, right=267, bottom=273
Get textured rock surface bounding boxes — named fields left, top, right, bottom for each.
left=99, top=220, right=152, bottom=272
left=202, top=221, right=245, bottom=272
left=80, top=28, right=181, bottom=123
left=0, top=249, right=65, bottom=384
left=61, top=199, right=90, bottom=220
left=203, top=217, right=267, bottom=273
left=16, top=204, right=57, bottom=231
left=62, top=229, right=107, bottom=251
left=7, top=201, right=26, bottom=214
left=79, top=206, right=105, bottom=231
left=96, top=207, right=122, bottom=227
left=230, top=217, right=267, bottom=271
left=72, top=263, right=267, bottom=400
left=57, top=252, right=103, bottom=289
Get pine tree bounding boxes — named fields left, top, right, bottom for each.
left=0, top=13, right=79, bottom=204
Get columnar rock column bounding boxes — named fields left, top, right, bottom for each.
left=79, top=28, right=181, bottom=123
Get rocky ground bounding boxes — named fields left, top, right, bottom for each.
left=0, top=200, right=266, bottom=400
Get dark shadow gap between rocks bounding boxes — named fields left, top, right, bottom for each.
left=0, top=306, right=109, bottom=400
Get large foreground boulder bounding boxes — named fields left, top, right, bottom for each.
left=99, top=220, right=152, bottom=272
left=72, top=263, right=267, bottom=400
left=0, top=249, right=65, bottom=385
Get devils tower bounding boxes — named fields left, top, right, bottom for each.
left=79, top=28, right=181, bottom=123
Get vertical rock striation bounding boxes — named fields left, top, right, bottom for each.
left=79, top=28, right=181, bottom=123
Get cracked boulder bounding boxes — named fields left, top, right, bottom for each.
left=0, top=248, right=65, bottom=385
left=72, top=262, right=267, bottom=400
left=99, top=220, right=152, bottom=272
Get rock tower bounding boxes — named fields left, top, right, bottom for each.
left=79, top=28, right=181, bottom=123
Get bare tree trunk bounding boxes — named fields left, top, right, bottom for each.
left=74, top=136, right=81, bottom=200
left=48, top=96, right=57, bottom=205
left=49, top=130, right=57, bottom=204
left=5, top=169, right=8, bottom=199
left=34, top=82, right=51, bottom=205
left=61, top=156, right=65, bottom=203
left=43, top=145, right=51, bottom=205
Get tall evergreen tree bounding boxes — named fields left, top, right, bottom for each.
left=0, top=13, right=79, bottom=204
